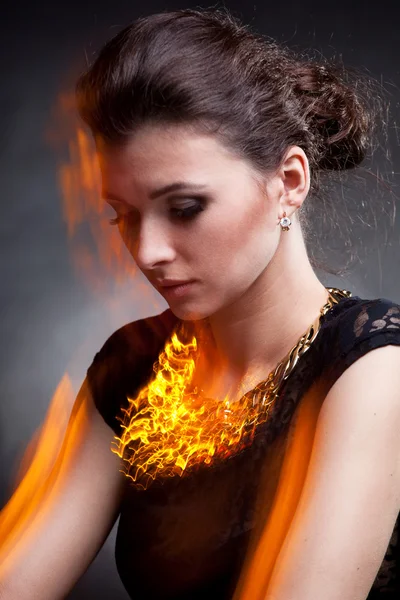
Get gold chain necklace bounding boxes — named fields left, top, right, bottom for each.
left=241, top=286, right=352, bottom=413
left=113, top=287, right=352, bottom=489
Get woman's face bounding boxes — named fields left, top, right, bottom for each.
left=98, top=124, right=281, bottom=320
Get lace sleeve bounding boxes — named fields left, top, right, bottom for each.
left=322, top=297, right=400, bottom=395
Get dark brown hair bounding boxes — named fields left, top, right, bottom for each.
left=76, top=8, right=388, bottom=276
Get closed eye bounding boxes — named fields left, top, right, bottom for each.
left=108, top=200, right=205, bottom=226
left=169, top=203, right=204, bottom=220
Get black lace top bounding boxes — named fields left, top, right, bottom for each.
left=86, top=293, right=400, bottom=599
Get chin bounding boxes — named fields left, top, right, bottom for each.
left=166, top=303, right=212, bottom=322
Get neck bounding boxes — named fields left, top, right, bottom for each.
left=194, top=222, right=329, bottom=396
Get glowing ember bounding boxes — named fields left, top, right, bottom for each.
left=112, top=328, right=277, bottom=490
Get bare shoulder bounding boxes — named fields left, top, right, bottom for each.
left=319, top=343, right=400, bottom=431
left=272, top=344, right=400, bottom=599
left=244, top=344, right=400, bottom=600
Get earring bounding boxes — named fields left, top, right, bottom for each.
left=278, top=211, right=291, bottom=231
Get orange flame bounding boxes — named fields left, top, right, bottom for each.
left=112, top=327, right=276, bottom=490
left=46, top=89, right=147, bottom=296
left=46, top=85, right=164, bottom=311
left=232, top=377, right=331, bottom=600
left=0, top=374, right=75, bottom=575
left=57, top=119, right=136, bottom=287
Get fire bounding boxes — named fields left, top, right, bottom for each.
left=46, top=88, right=164, bottom=316
left=0, top=374, right=76, bottom=574
left=112, top=326, right=277, bottom=490
left=46, top=90, right=144, bottom=295
left=57, top=121, right=137, bottom=288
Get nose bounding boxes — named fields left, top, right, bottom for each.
left=122, top=217, right=176, bottom=270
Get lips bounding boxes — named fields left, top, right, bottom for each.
left=156, top=279, right=194, bottom=288
left=155, top=280, right=197, bottom=300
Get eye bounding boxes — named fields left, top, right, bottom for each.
left=107, top=198, right=205, bottom=226
left=109, top=216, right=121, bottom=226
left=169, top=200, right=205, bottom=220
left=108, top=211, right=138, bottom=227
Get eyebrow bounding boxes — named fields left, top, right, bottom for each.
left=102, top=181, right=208, bottom=204
left=149, top=181, right=207, bottom=199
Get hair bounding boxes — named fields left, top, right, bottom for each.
left=75, top=7, right=390, bottom=277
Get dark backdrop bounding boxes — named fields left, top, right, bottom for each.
left=0, top=1, right=399, bottom=597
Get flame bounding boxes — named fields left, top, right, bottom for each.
left=57, top=117, right=136, bottom=288
left=112, top=327, right=276, bottom=490
left=0, top=374, right=75, bottom=575
left=45, top=90, right=146, bottom=295
left=0, top=80, right=163, bottom=579
left=232, top=377, right=332, bottom=600
left=46, top=87, right=165, bottom=315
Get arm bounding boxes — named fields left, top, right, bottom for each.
left=240, top=344, right=400, bottom=600
left=0, top=377, right=126, bottom=599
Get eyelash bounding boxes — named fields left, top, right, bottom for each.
left=108, top=201, right=205, bottom=226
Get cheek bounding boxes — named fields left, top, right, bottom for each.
left=193, top=201, right=275, bottom=277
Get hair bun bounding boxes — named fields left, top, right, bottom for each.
left=291, top=62, right=371, bottom=171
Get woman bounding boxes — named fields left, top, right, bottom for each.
left=1, top=7, right=400, bottom=600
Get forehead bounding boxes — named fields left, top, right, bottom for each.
left=97, top=124, right=253, bottom=189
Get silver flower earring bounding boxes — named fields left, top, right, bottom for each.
left=278, top=211, right=291, bottom=231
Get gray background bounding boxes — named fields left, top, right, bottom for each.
left=0, top=0, right=399, bottom=597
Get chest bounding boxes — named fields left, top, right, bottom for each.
left=188, top=352, right=276, bottom=405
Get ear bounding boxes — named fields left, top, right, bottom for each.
left=278, top=146, right=310, bottom=212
